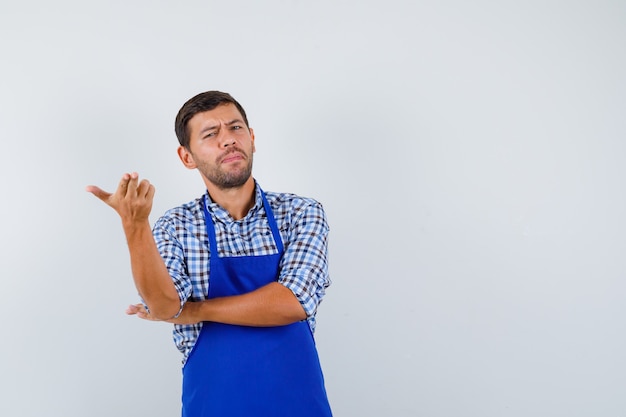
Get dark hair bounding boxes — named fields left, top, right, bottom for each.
left=174, top=91, right=249, bottom=148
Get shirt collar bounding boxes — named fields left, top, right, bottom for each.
left=203, top=180, right=263, bottom=224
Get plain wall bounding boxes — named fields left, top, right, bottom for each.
left=1, top=1, right=625, bottom=416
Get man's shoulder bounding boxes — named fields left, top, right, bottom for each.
left=262, top=190, right=327, bottom=228
left=264, top=190, right=324, bottom=212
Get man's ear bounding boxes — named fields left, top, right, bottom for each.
left=250, top=127, right=256, bottom=153
left=177, top=146, right=197, bottom=169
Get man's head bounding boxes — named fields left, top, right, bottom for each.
left=175, top=91, right=249, bottom=149
left=176, top=91, right=256, bottom=191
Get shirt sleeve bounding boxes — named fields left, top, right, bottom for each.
left=152, top=216, right=193, bottom=317
left=278, top=200, right=331, bottom=318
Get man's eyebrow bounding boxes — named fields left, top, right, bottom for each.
left=198, top=119, right=244, bottom=136
left=199, top=124, right=219, bottom=135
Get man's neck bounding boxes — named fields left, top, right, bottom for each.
left=205, top=177, right=256, bottom=220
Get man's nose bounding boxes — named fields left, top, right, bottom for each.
left=219, top=133, right=236, bottom=147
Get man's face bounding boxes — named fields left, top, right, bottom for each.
left=180, top=103, right=255, bottom=190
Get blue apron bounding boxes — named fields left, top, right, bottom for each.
left=181, top=190, right=333, bottom=417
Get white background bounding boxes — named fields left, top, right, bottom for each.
left=1, top=1, right=625, bottom=416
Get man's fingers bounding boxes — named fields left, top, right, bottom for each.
left=116, top=172, right=133, bottom=197
left=85, top=185, right=112, bottom=202
left=125, top=172, right=139, bottom=196
left=146, top=183, right=156, bottom=201
left=136, top=179, right=154, bottom=198
left=126, top=303, right=157, bottom=321
left=125, top=304, right=142, bottom=315
left=87, top=172, right=154, bottom=219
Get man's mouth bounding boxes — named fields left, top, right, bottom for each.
left=220, top=151, right=244, bottom=164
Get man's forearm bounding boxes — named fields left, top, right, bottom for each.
left=182, top=282, right=306, bottom=326
left=124, top=220, right=180, bottom=319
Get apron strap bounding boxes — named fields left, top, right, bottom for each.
left=260, top=190, right=284, bottom=254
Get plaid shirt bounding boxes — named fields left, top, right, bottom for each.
left=152, top=182, right=331, bottom=364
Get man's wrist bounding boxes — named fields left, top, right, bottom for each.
left=184, top=301, right=205, bottom=323
left=122, top=219, right=152, bottom=240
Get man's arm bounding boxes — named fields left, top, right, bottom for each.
left=87, top=172, right=180, bottom=320
left=187, top=282, right=306, bottom=325
left=128, top=282, right=305, bottom=325
left=128, top=198, right=329, bottom=326
left=128, top=282, right=306, bottom=326
left=276, top=199, right=330, bottom=321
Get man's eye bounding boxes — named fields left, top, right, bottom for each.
left=232, top=125, right=241, bottom=130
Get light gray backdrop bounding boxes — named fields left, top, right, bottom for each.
left=1, top=1, right=625, bottom=416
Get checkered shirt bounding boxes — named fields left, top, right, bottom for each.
left=152, top=182, right=331, bottom=364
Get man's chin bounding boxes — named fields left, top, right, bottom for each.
left=215, top=173, right=252, bottom=190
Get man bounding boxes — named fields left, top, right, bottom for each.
left=86, top=91, right=333, bottom=416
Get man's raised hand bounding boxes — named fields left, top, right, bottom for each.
left=86, top=172, right=155, bottom=225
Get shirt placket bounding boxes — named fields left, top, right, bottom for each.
left=228, top=221, right=246, bottom=257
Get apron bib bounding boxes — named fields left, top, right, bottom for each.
left=181, top=190, right=332, bottom=417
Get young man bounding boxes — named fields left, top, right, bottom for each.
left=86, top=91, right=333, bottom=416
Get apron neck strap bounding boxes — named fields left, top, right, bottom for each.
left=202, top=188, right=284, bottom=255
